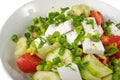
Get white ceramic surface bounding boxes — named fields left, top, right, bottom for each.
left=0, top=0, right=120, bottom=80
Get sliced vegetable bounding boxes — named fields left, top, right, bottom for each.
left=69, top=4, right=90, bottom=16
left=46, top=48, right=73, bottom=65
left=37, top=42, right=60, bottom=59
left=33, top=71, right=61, bottom=80
left=89, top=11, right=104, bottom=25
left=15, top=37, right=28, bottom=58
left=82, top=54, right=112, bottom=77
left=16, top=53, right=41, bottom=73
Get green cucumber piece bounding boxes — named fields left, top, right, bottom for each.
left=37, top=42, right=60, bottom=59
left=81, top=66, right=101, bottom=80
left=26, top=41, right=37, bottom=55
left=33, top=71, right=61, bottom=80
left=102, top=74, right=112, bottom=80
left=69, top=4, right=90, bottom=16
left=46, top=48, right=73, bottom=65
left=15, top=37, right=28, bottom=58
left=60, top=49, right=73, bottom=65
left=82, top=54, right=112, bottom=78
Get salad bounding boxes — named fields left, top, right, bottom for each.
left=11, top=4, right=120, bottom=80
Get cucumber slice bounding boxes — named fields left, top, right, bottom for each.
left=82, top=54, right=112, bottom=78
left=81, top=66, right=101, bottom=80
left=60, top=49, right=73, bottom=65
left=26, top=41, right=37, bottom=55
left=46, top=49, right=59, bottom=62
left=46, top=48, right=73, bottom=65
left=102, top=74, right=112, bottom=80
left=15, top=37, right=28, bottom=58
left=37, top=42, right=60, bottom=59
left=69, top=4, right=90, bottom=16
left=33, top=71, right=61, bottom=80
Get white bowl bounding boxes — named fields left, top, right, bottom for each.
left=0, top=0, right=120, bottom=80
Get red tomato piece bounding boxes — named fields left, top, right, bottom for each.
left=100, top=35, right=120, bottom=46
left=16, top=53, right=41, bottom=73
left=101, top=57, right=110, bottom=65
left=100, top=35, right=110, bottom=46
left=101, top=35, right=120, bottom=58
left=89, top=11, right=104, bottom=25
left=114, top=52, right=120, bottom=59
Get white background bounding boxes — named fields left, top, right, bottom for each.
left=0, top=0, right=120, bottom=80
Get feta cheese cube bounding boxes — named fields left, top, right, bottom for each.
left=109, top=24, right=120, bottom=36
left=82, top=38, right=105, bottom=54
left=45, top=24, right=56, bottom=36
left=82, top=17, right=103, bottom=37
left=54, top=20, right=73, bottom=34
left=65, top=30, right=81, bottom=45
left=57, top=63, right=82, bottom=80
left=45, top=20, right=73, bottom=37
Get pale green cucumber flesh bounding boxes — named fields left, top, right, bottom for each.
left=46, top=48, right=73, bottom=65
left=82, top=54, right=112, bottom=78
left=37, top=42, right=60, bottom=59
left=33, top=71, right=61, bottom=80
left=15, top=37, right=28, bottom=58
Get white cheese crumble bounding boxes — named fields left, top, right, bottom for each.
left=57, top=63, right=82, bottom=80
left=109, top=23, right=120, bottom=36
left=82, top=38, right=105, bottom=54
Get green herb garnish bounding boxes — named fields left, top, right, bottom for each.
left=11, top=34, right=18, bottom=43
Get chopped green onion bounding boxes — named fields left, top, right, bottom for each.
left=75, top=25, right=84, bottom=34
left=11, top=34, right=18, bottom=43
left=36, top=65, right=44, bottom=71
left=102, top=20, right=113, bottom=36
left=86, top=34, right=100, bottom=42
left=41, top=60, right=46, bottom=65
left=90, top=35, right=100, bottom=42
left=105, top=47, right=119, bottom=56
left=24, top=32, right=30, bottom=39
left=53, top=31, right=60, bottom=38
left=38, top=38, right=46, bottom=48
left=33, top=17, right=39, bottom=24
left=59, top=35, right=66, bottom=44
left=58, top=62, right=63, bottom=67
left=86, top=19, right=94, bottom=29
left=27, top=25, right=34, bottom=32
left=53, top=57, right=61, bottom=64
left=72, top=13, right=86, bottom=27
left=76, top=48, right=83, bottom=57
left=44, top=65, right=52, bottom=71
left=74, top=34, right=84, bottom=44
left=27, top=38, right=33, bottom=46
left=116, top=23, right=120, bottom=29
left=59, top=47, right=65, bottom=56
left=61, top=7, right=69, bottom=14
left=106, top=19, right=113, bottom=26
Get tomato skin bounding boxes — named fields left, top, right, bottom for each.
left=89, top=11, right=104, bottom=25
left=100, top=35, right=120, bottom=58
left=16, top=53, right=41, bottom=73
left=100, top=35, right=120, bottom=46
left=101, top=57, right=110, bottom=65
left=100, top=35, right=110, bottom=46
left=114, top=52, right=120, bottom=59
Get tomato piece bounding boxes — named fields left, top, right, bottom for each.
left=101, top=35, right=120, bottom=58
left=100, top=35, right=110, bottom=46
left=114, top=52, right=120, bottom=59
left=89, top=11, right=104, bottom=25
left=16, top=53, right=41, bottom=73
left=100, top=35, right=120, bottom=46
left=101, top=57, right=110, bottom=65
